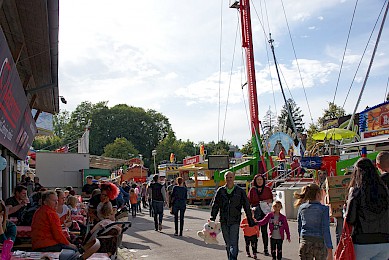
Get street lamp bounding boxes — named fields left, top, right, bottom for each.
left=152, top=150, right=157, bottom=175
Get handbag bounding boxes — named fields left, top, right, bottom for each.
left=334, top=221, right=355, bottom=260
left=259, top=201, right=271, bottom=214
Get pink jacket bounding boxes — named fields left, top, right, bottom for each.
left=257, top=212, right=290, bottom=241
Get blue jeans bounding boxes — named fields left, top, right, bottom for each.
left=335, top=217, right=343, bottom=245
left=152, top=200, right=164, bottom=230
left=354, top=243, right=389, bottom=260
left=221, top=223, right=240, bottom=260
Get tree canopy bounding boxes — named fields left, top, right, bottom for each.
left=317, top=102, right=346, bottom=129
left=278, top=98, right=305, bottom=133
left=103, top=137, right=139, bottom=159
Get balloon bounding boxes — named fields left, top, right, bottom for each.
left=0, top=156, right=6, bottom=171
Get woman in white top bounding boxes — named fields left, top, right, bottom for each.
left=56, top=190, right=72, bottom=228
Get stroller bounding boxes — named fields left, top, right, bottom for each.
left=82, top=219, right=131, bottom=259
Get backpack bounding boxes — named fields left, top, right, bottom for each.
left=19, top=203, right=39, bottom=226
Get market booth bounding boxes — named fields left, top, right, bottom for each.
left=178, top=155, right=225, bottom=204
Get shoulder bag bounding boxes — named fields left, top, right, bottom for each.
left=334, top=220, right=355, bottom=260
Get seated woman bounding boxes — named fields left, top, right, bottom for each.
left=56, top=190, right=72, bottom=228
left=31, top=190, right=77, bottom=252
left=88, top=183, right=119, bottom=224
left=84, top=202, right=120, bottom=256
left=0, top=200, right=17, bottom=245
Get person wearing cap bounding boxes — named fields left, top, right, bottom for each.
left=82, top=176, right=99, bottom=198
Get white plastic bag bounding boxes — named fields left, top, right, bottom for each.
left=259, top=201, right=271, bottom=214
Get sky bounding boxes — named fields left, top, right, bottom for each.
left=58, top=0, right=389, bottom=149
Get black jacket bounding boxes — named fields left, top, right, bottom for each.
left=346, top=186, right=389, bottom=244
left=210, top=185, right=255, bottom=226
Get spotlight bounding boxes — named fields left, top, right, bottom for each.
left=60, top=96, right=67, bottom=104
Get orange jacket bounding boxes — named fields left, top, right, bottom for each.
left=130, top=193, right=138, bottom=205
left=240, top=217, right=260, bottom=237
left=31, top=205, right=69, bottom=250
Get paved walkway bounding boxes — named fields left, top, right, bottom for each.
left=117, top=205, right=337, bottom=260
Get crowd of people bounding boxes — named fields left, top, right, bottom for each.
left=0, top=172, right=189, bottom=256
left=1, top=151, right=388, bottom=259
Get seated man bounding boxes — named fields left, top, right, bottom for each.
left=31, top=190, right=77, bottom=252
left=5, top=185, right=29, bottom=221
left=82, top=176, right=99, bottom=198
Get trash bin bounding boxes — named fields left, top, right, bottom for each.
left=275, top=182, right=312, bottom=219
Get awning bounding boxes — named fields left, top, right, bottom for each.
left=339, top=136, right=389, bottom=149
left=89, top=155, right=127, bottom=170
left=178, top=164, right=204, bottom=171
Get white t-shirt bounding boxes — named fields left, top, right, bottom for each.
left=57, top=204, right=69, bottom=218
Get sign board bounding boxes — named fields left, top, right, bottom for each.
left=183, top=155, right=203, bottom=166
left=359, top=102, right=389, bottom=139
left=0, top=28, right=36, bottom=159
left=208, top=155, right=229, bottom=170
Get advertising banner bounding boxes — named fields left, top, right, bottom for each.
left=0, top=28, right=36, bottom=159
left=359, top=101, right=389, bottom=138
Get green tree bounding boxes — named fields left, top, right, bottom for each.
left=89, top=104, right=171, bottom=161
left=32, top=135, right=62, bottom=151
left=103, top=137, right=139, bottom=159
left=317, top=102, right=346, bottom=129
left=240, top=139, right=253, bottom=155
left=204, top=140, right=231, bottom=156
left=306, top=123, right=320, bottom=151
left=64, top=101, right=108, bottom=152
left=154, top=131, right=181, bottom=166
left=278, top=98, right=305, bottom=133
left=53, top=110, right=70, bottom=139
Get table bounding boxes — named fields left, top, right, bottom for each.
left=11, top=252, right=110, bottom=259
left=16, top=226, right=70, bottom=240
left=16, top=226, right=31, bottom=238
left=71, top=215, right=86, bottom=225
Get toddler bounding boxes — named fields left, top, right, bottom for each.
left=240, top=210, right=260, bottom=259
left=66, top=195, right=80, bottom=215
left=129, top=188, right=138, bottom=217
left=257, top=200, right=290, bottom=260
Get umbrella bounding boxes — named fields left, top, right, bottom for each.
left=312, top=128, right=356, bottom=140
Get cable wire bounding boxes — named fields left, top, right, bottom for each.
left=342, top=1, right=386, bottom=109
left=217, top=0, right=224, bottom=143
left=333, top=0, right=359, bottom=105
left=262, top=0, right=278, bottom=118
left=385, top=76, right=389, bottom=102
left=222, top=18, right=240, bottom=141
left=280, top=0, right=313, bottom=124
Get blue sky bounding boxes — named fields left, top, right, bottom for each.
left=58, top=0, right=389, bottom=148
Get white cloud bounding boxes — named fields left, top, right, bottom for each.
left=58, top=0, right=389, bottom=148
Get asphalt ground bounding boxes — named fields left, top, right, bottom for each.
left=117, top=205, right=337, bottom=260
